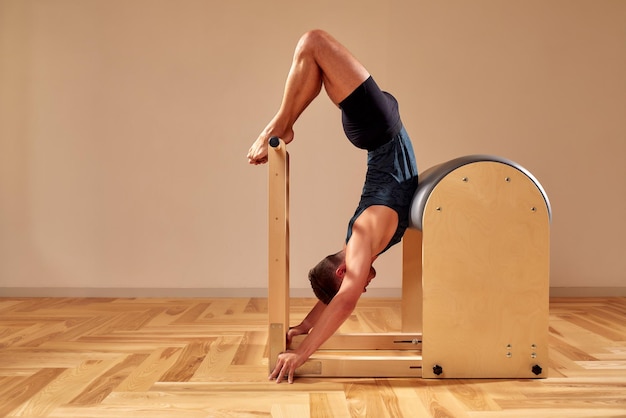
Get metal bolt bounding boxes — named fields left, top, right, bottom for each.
left=436, top=207, right=442, bottom=212
left=462, top=177, right=468, bottom=182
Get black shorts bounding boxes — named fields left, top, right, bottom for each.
left=340, top=76, right=403, bottom=151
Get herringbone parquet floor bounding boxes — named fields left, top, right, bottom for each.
left=0, top=297, right=624, bottom=417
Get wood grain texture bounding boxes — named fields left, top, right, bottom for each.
left=268, top=138, right=290, bottom=373
left=421, top=162, right=550, bottom=378
left=0, top=297, right=624, bottom=417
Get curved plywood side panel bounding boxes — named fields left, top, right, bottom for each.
left=410, top=154, right=552, bottom=231
left=420, top=161, right=550, bottom=378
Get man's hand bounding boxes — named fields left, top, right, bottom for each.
left=286, top=326, right=309, bottom=348
left=268, top=351, right=306, bottom=384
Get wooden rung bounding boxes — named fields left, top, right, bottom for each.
left=291, top=333, right=422, bottom=351
left=295, top=351, right=423, bottom=377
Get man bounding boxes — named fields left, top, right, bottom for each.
left=247, top=30, right=418, bottom=384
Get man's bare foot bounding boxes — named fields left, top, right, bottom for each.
left=247, top=128, right=294, bottom=165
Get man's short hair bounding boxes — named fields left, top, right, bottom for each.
left=308, top=252, right=343, bottom=305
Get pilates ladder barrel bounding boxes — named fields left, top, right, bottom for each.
left=268, top=145, right=550, bottom=379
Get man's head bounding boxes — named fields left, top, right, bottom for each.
left=308, top=250, right=376, bottom=304
left=308, top=251, right=343, bottom=305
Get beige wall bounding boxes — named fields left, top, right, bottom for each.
left=1, top=0, right=624, bottom=296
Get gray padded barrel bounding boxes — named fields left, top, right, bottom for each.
left=409, top=155, right=551, bottom=230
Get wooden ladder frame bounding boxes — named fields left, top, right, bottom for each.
left=268, top=138, right=423, bottom=377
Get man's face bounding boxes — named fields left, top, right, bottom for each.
left=363, top=265, right=376, bottom=292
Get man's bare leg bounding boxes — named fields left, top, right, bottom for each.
left=247, top=30, right=370, bottom=165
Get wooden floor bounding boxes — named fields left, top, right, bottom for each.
left=0, top=297, right=624, bottom=417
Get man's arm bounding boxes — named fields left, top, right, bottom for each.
left=269, top=226, right=373, bottom=383
left=268, top=291, right=362, bottom=383
left=286, top=300, right=326, bottom=347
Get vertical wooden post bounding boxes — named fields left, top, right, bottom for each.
left=401, top=228, right=423, bottom=333
left=268, top=137, right=289, bottom=373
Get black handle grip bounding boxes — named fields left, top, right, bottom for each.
left=269, top=136, right=280, bottom=148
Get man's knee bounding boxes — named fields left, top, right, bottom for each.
left=296, top=29, right=332, bottom=56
